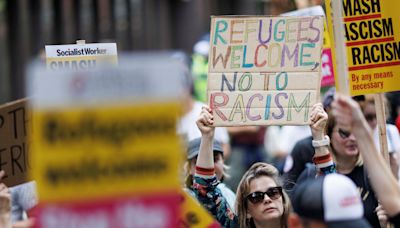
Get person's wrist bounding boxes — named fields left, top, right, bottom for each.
left=312, top=135, right=330, bottom=148
left=312, top=131, right=325, bottom=140
left=201, top=131, right=214, bottom=139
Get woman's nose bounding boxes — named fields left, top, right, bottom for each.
left=263, top=194, right=272, bottom=203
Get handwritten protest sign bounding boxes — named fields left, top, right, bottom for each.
left=28, top=55, right=185, bottom=227
left=208, top=16, right=324, bottom=126
left=326, top=0, right=400, bottom=95
left=0, top=99, right=29, bottom=187
left=45, top=42, right=118, bottom=71
left=282, top=6, right=336, bottom=87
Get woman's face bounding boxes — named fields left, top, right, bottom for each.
left=330, top=125, right=359, bottom=158
left=246, top=176, right=283, bottom=225
left=363, top=103, right=377, bottom=130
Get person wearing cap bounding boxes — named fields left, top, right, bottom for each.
left=184, top=137, right=236, bottom=212
left=289, top=173, right=372, bottom=228
left=332, top=94, right=400, bottom=227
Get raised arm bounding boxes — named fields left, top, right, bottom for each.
left=193, top=106, right=237, bottom=227
left=309, top=103, right=335, bottom=175
left=195, top=106, right=215, bottom=170
left=332, top=94, right=400, bottom=217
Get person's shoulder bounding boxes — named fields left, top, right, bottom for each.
left=297, top=165, right=317, bottom=182
left=10, top=181, right=36, bottom=192
left=291, top=136, right=313, bottom=154
left=387, top=124, right=400, bottom=136
left=295, top=136, right=313, bottom=146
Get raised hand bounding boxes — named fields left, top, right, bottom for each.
left=331, top=94, right=366, bottom=132
left=0, top=170, right=10, bottom=215
left=310, top=103, right=328, bottom=140
left=196, top=106, right=215, bottom=138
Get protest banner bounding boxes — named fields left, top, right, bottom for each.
left=0, top=99, right=29, bottom=187
left=326, top=0, right=400, bottom=96
left=28, top=55, right=186, bottom=227
left=282, top=6, right=335, bottom=88
left=208, top=16, right=324, bottom=126
left=45, top=42, right=118, bottom=71
left=326, top=0, right=391, bottom=164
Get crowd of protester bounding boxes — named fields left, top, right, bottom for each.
left=2, top=2, right=400, bottom=227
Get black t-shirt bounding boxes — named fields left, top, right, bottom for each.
left=390, top=213, right=400, bottom=228
left=283, top=136, right=314, bottom=190
left=296, top=165, right=380, bottom=228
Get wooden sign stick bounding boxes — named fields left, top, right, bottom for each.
left=374, top=93, right=390, bottom=165
left=330, top=0, right=349, bottom=96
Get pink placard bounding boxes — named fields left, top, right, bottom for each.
left=321, top=48, right=335, bottom=87
left=33, top=192, right=181, bottom=228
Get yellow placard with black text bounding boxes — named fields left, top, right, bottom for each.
left=326, top=0, right=400, bottom=95
left=31, top=103, right=182, bottom=203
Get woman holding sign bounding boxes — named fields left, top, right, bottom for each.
left=297, top=101, right=382, bottom=227
left=193, top=105, right=288, bottom=227
left=192, top=103, right=328, bottom=227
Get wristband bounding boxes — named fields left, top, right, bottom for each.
left=195, top=166, right=215, bottom=176
left=312, top=135, right=330, bottom=148
left=319, top=163, right=336, bottom=174
left=313, top=154, right=332, bottom=164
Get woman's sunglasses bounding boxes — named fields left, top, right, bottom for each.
left=246, top=186, right=282, bottom=204
left=365, top=114, right=376, bottom=122
left=338, top=128, right=351, bottom=139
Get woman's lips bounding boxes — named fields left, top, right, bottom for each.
left=264, top=207, right=277, bottom=213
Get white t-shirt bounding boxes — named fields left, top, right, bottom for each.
left=10, top=181, right=38, bottom=222
left=265, top=125, right=311, bottom=156
left=373, top=124, right=400, bottom=154
left=217, top=183, right=236, bottom=213
left=177, top=101, right=229, bottom=144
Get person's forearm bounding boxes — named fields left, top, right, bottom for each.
left=196, top=134, right=214, bottom=169
left=353, top=120, right=400, bottom=216
left=312, top=132, right=331, bottom=157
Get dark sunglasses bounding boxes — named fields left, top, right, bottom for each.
left=247, top=187, right=282, bottom=204
left=338, top=128, right=351, bottom=139
left=365, top=114, right=376, bottom=122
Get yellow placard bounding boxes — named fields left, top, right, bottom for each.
left=31, top=102, right=182, bottom=203
left=326, top=0, right=400, bottom=95
left=180, top=190, right=220, bottom=228
left=323, top=20, right=331, bottom=49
